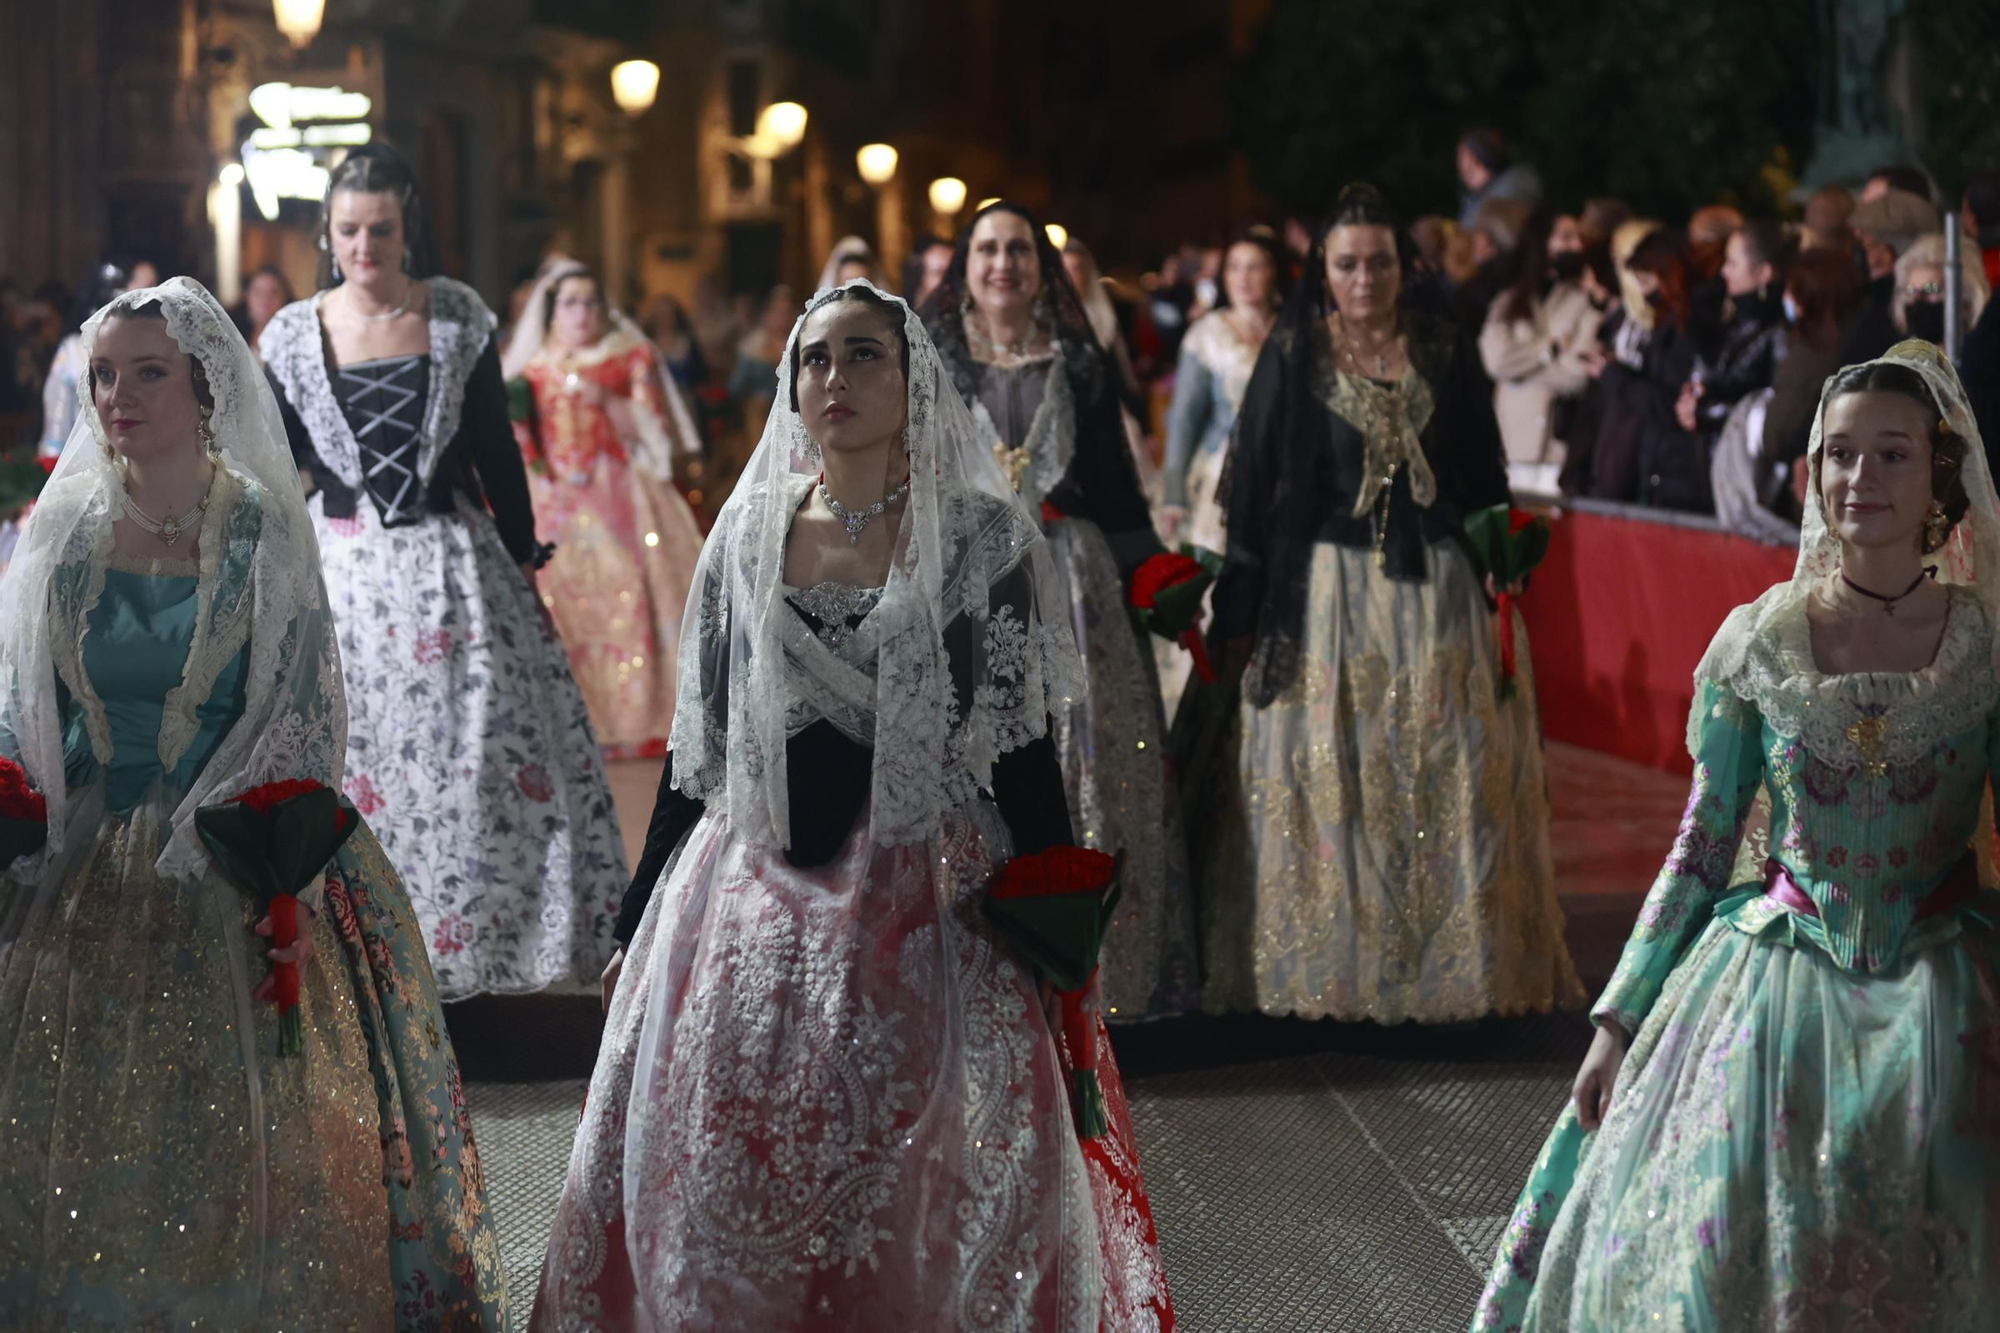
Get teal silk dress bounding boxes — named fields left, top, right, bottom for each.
left=1476, top=584, right=2000, bottom=1331
left=0, top=553, right=507, bottom=1330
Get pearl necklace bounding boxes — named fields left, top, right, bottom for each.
left=345, top=282, right=414, bottom=322
left=818, top=471, right=911, bottom=544
left=122, top=488, right=208, bottom=548
left=965, top=314, right=1051, bottom=365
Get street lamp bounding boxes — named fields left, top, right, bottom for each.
left=929, top=177, right=968, bottom=217
left=1044, top=223, right=1069, bottom=251
left=271, top=0, right=325, bottom=48
left=610, top=60, right=661, bottom=119
left=758, top=101, right=809, bottom=152
left=856, top=143, right=898, bottom=186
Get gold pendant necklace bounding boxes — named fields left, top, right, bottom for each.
left=122, top=491, right=208, bottom=547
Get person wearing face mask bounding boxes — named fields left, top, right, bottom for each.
left=537, top=281, right=1175, bottom=1331
left=1476, top=341, right=2000, bottom=1332
left=260, top=143, right=628, bottom=1001
left=1162, top=224, right=1288, bottom=551
left=921, top=202, right=1199, bottom=1023
left=503, top=259, right=707, bottom=756
left=1891, top=232, right=1990, bottom=350
left=1195, top=184, right=1582, bottom=1024
left=1480, top=210, right=1604, bottom=491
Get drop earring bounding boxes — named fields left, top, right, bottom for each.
left=198, top=404, right=220, bottom=460
left=1923, top=500, right=1950, bottom=553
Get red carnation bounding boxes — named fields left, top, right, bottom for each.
left=1129, top=551, right=1205, bottom=611
left=235, top=777, right=326, bottom=816
left=0, top=755, right=47, bottom=823
left=0, top=755, right=49, bottom=863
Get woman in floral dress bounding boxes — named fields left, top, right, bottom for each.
left=0, top=278, right=503, bottom=1330
left=1475, top=340, right=2000, bottom=1330
left=532, top=281, right=1175, bottom=1331
left=504, top=259, right=706, bottom=756
left=261, top=144, right=626, bottom=999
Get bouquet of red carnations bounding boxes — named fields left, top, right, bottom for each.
left=0, top=755, right=48, bottom=864
left=1463, top=504, right=1552, bottom=701
left=195, top=779, right=359, bottom=1055
left=1130, top=546, right=1226, bottom=684
left=983, top=846, right=1123, bottom=1139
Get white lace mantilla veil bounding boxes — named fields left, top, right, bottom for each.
left=1691, top=339, right=2000, bottom=740
left=0, top=277, right=344, bottom=881
left=667, top=278, right=1083, bottom=850
left=500, top=256, right=702, bottom=478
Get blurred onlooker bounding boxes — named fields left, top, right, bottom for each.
left=1579, top=198, right=1633, bottom=248
left=41, top=259, right=152, bottom=466
left=727, top=284, right=796, bottom=448
left=817, top=236, right=884, bottom=291
left=1410, top=216, right=1456, bottom=275
left=1559, top=219, right=1662, bottom=498
left=1802, top=184, right=1857, bottom=254
left=641, top=293, right=709, bottom=391
left=1480, top=209, right=1603, bottom=485
left=1061, top=237, right=1151, bottom=458
left=1682, top=220, right=1793, bottom=435
left=1844, top=187, right=1942, bottom=363
left=1456, top=127, right=1542, bottom=229
left=1861, top=164, right=1934, bottom=205
left=1891, top=233, right=1989, bottom=347
left=1454, top=196, right=1533, bottom=333
left=1959, top=170, right=2000, bottom=288
left=1688, top=205, right=1746, bottom=251
left=1148, top=253, right=1197, bottom=366
left=1191, top=246, right=1224, bottom=314
left=236, top=265, right=295, bottom=357
left=1755, top=247, right=1867, bottom=516
left=901, top=235, right=954, bottom=306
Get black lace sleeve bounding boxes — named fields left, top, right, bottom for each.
left=459, top=339, right=542, bottom=565
left=612, top=758, right=705, bottom=946
left=1058, top=367, right=1160, bottom=570
left=988, top=730, right=1073, bottom=853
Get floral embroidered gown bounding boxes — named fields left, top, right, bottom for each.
left=511, top=328, right=706, bottom=756
left=263, top=280, right=628, bottom=998
left=0, top=470, right=505, bottom=1331
left=530, top=483, right=1175, bottom=1333
left=1474, top=585, right=2000, bottom=1330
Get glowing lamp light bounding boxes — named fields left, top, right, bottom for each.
left=757, top=101, right=809, bottom=150
left=611, top=60, right=661, bottom=118
left=928, top=177, right=968, bottom=216
left=272, top=0, right=325, bottom=49
left=1045, top=223, right=1069, bottom=251
left=219, top=162, right=246, bottom=187
left=856, top=143, right=899, bottom=186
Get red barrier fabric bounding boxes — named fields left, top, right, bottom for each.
left=1520, top=511, right=1796, bottom=774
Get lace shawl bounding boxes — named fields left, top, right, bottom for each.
left=260, top=276, right=497, bottom=493
left=0, top=278, right=344, bottom=882
left=669, top=281, right=1082, bottom=850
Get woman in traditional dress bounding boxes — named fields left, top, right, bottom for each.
left=1196, top=184, right=1581, bottom=1022
left=1474, top=340, right=2000, bottom=1330
left=816, top=235, right=886, bottom=291
left=0, top=278, right=504, bottom=1330
left=922, top=201, right=1198, bottom=1021
left=504, top=259, right=706, bottom=756
left=260, top=144, right=626, bottom=999
left=1161, top=224, right=1285, bottom=553
left=532, top=280, right=1174, bottom=1331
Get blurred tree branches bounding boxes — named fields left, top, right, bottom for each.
left=1232, top=0, right=1820, bottom=222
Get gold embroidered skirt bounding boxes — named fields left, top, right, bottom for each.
left=1196, top=540, right=1583, bottom=1022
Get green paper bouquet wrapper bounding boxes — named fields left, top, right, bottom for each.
left=983, top=847, right=1123, bottom=1139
